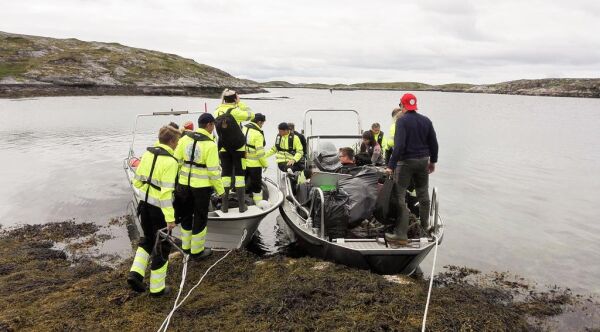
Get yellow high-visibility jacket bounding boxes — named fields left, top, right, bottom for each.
left=373, top=131, right=387, bottom=151
left=174, top=128, right=225, bottom=196
left=133, top=143, right=178, bottom=223
left=243, top=122, right=268, bottom=168
left=265, top=133, right=303, bottom=163
left=386, top=122, right=396, bottom=149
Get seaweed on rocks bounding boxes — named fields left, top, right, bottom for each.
left=0, top=221, right=597, bottom=331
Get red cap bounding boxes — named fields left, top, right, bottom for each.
left=183, top=121, right=194, bottom=131
left=400, top=93, right=418, bottom=111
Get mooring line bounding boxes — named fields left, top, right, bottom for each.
left=421, top=234, right=439, bottom=332
left=157, top=230, right=246, bottom=332
left=157, top=250, right=233, bottom=332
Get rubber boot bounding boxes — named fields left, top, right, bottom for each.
left=222, top=188, right=230, bottom=213
left=127, top=271, right=146, bottom=293
left=384, top=209, right=409, bottom=245
left=237, top=187, right=247, bottom=213
left=191, top=248, right=212, bottom=261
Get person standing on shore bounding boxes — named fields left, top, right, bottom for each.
left=385, top=94, right=438, bottom=245
left=174, top=113, right=224, bottom=260
left=243, top=113, right=268, bottom=204
left=214, top=89, right=255, bottom=213
left=127, top=126, right=180, bottom=296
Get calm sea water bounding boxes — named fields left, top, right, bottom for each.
left=1, top=88, right=599, bottom=295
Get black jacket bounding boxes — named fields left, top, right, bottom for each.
left=388, top=111, right=438, bottom=168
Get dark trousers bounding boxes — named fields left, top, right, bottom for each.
left=385, top=148, right=393, bottom=165
left=394, top=158, right=431, bottom=239
left=138, top=201, right=171, bottom=270
left=220, top=150, right=245, bottom=188
left=175, top=185, right=211, bottom=235
left=246, top=167, right=263, bottom=195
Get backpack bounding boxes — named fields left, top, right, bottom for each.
left=215, top=107, right=246, bottom=152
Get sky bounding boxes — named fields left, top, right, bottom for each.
left=1, top=0, right=600, bottom=85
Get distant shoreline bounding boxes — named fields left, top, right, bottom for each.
left=260, top=79, right=600, bottom=99
left=2, top=84, right=599, bottom=99
left=0, top=84, right=265, bottom=99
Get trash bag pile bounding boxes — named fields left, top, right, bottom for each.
left=311, top=189, right=350, bottom=239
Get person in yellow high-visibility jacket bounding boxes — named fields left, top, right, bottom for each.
left=384, top=108, right=402, bottom=165
left=370, top=122, right=387, bottom=151
left=243, top=113, right=267, bottom=204
left=127, top=126, right=180, bottom=297
left=174, top=113, right=224, bottom=260
left=213, top=88, right=255, bottom=212
left=265, top=122, right=304, bottom=191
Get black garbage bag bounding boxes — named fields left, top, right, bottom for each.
left=338, top=167, right=380, bottom=227
left=373, top=177, right=400, bottom=225
left=312, top=189, right=350, bottom=239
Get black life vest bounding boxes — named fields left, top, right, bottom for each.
left=244, top=123, right=266, bottom=150
left=182, top=131, right=213, bottom=186
left=275, top=134, right=296, bottom=154
left=138, top=146, right=177, bottom=214
left=375, top=131, right=384, bottom=146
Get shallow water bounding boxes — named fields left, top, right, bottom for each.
left=1, top=89, right=599, bottom=295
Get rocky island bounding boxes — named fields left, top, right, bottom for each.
left=1, top=30, right=598, bottom=99
left=261, top=78, right=600, bottom=98
left=0, top=31, right=265, bottom=98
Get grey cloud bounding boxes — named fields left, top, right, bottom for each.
left=1, top=0, right=598, bottom=85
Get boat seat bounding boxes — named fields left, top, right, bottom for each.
left=313, top=152, right=341, bottom=172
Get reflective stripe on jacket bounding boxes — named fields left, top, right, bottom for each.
left=174, top=128, right=225, bottom=195
left=243, top=122, right=267, bottom=168
left=265, top=134, right=303, bottom=163
left=132, top=143, right=178, bottom=222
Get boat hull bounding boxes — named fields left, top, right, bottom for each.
left=125, top=162, right=283, bottom=250
left=279, top=197, right=441, bottom=275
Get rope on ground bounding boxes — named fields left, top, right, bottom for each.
left=157, top=250, right=233, bottom=332
left=421, top=234, right=439, bottom=332
left=157, top=230, right=245, bottom=332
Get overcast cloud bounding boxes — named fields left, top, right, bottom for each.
left=2, top=0, right=599, bottom=84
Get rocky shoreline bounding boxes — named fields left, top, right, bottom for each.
left=1, top=220, right=598, bottom=331
left=0, top=84, right=265, bottom=99
left=261, top=78, right=600, bottom=99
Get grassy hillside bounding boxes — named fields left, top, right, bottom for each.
left=0, top=31, right=264, bottom=97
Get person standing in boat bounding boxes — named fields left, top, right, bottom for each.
left=265, top=122, right=304, bottom=189
left=243, top=113, right=267, bottom=204
left=127, top=126, right=180, bottom=296
left=287, top=123, right=307, bottom=160
left=174, top=113, right=224, bottom=260
left=385, top=94, right=438, bottom=245
left=213, top=89, right=255, bottom=213
left=359, top=130, right=384, bottom=165
left=384, top=108, right=402, bottom=165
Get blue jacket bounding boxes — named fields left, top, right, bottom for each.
left=388, top=111, right=438, bottom=168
